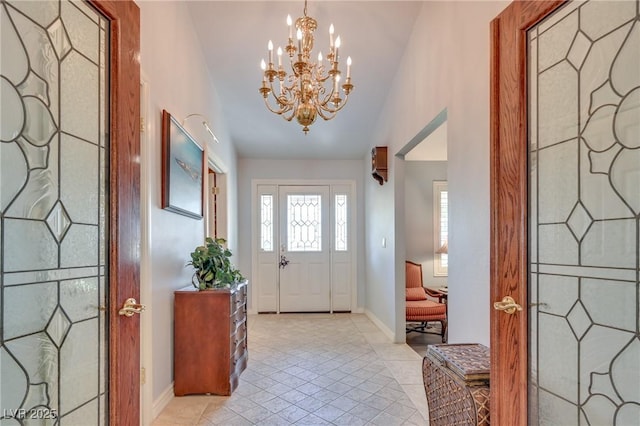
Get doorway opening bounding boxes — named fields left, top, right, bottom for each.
left=399, top=110, right=449, bottom=356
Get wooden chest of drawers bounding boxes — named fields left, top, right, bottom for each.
left=173, top=281, right=248, bottom=396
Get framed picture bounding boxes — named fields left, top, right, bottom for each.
left=161, top=109, right=204, bottom=219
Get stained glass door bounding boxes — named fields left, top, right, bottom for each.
left=527, top=1, right=640, bottom=424
left=278, top=186, right=331, bottom=312
left=1, top=0, right=141, bottom=423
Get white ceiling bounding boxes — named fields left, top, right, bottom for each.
left=187, top=1, right=423, bottom=160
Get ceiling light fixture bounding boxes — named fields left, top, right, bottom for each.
left=259, top=0, right=354, bottom=134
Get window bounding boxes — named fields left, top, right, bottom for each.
left=287, top=194, right=322, bottom=252
left=260, top=195, right=273, bottom=251
left=334, top=194, right=348, bottom=251
left=434, top=181, right=448, bottom=276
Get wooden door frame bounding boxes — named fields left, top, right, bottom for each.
left=489, top=1, right=565, bottom=424
left=90, top=1, right=141, bottom=424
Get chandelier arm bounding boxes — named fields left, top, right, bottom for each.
left=317, top=86, right=337, bottom=108
left=270, top=88, right=296, bottom=110
left=315, top=108, right=336, bottom=121
left=265, top=79, right=299, bottom=112
left=282, top=108, right=296, bottom=122
left=318, top=95, right=350, bottom=115
left=262, top=96, right=291, bottom=115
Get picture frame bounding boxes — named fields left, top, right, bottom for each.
left=161, top=109, right=204, bottom=219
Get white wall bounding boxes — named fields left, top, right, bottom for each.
left=237, top=159, right=365, bottom=311
left=138, top=0, right=239, bottom=401
left=405, top=161, right=448, bottom=288
left=364, top=157, right=398, bottom=339
left=365, top=1, right=509, bottom=344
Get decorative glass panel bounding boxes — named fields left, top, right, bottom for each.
left=528, top=1, right=639, bottom=424
left=334, top=194, right=348, bottom=251
left=287, top=194, right=322, bottom=252
left=260, top=194, right=273, bottom=252
left=1, top=0, right=109, bottom=424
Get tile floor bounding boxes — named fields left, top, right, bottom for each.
left=152, top=313, right=429, bottom=425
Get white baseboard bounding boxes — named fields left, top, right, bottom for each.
left=364, top=309, right=395, bottom=342
left=152, top=382, right=174, bottom=420
left=352, top=307, right=365, bottom=314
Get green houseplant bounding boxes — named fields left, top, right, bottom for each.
left=187, top=237, right=244, bottom=290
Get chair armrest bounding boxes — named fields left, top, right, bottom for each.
left=423, top=287, right=445, bottom=303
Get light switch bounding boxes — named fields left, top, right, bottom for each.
left=382, top=237, right=386, bottom=248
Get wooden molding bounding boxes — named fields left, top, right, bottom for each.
left=489, top=1, right=565, bottom=424
left=89, top=0, right=141, bottom=424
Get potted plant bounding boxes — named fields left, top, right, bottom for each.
left=174, top=237, right=248, bottom=396
left=187, top=237, right=244, bottom=290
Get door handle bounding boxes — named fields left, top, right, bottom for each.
left=279, top=255, right=290, bottom=269
left=118, top=298, right=146, bottom=317
left=493, top=296, right=523, bottom=315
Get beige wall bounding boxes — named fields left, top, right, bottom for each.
left=365, top=1, right=509, bottom=343
left=138, top=0, right=239, bottom=401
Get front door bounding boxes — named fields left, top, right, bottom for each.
left=491, top=0, right=639, bottom=424
left=279, top=186, right=331, bottom=312
left=0, top=0, right=140, bottom=424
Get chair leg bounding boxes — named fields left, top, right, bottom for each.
left=440, top=319, right=448, bottom=343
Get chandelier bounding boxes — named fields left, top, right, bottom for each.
left=259, top=0, right=354, bottom=134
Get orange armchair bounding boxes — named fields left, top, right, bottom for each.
left=405, top=261, right=447, bottom=342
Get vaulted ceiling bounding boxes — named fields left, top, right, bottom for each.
left=187, top=1, right=423, bottom=160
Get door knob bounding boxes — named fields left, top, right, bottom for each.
left=493, top=296, right=523, bottom=315
left=118, top=298, right=146, bottom=317
left=279, top=255, right=290, bottom=269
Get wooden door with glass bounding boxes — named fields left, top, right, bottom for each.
left=491, top=0, right=639, bottom=423
left=0, top=0, right=141, bottom=423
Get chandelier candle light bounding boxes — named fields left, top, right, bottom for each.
left=259, top=0, right=354, bottom=134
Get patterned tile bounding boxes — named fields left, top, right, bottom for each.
left=312, top=404, right=346, bottom=422
left=237, top=405, right=273, bottom=423
left=296, top=382, right=324, bottom=396
left=311, top=388, right=341, bottom=403
left=278, top=405, right=310, bottom=423
left=362, top=393, right=395, bottom=411
left=295, top=395, right=325, bottom=413
left=153, top=314, right=428, bottom=426
left=332, top=412, right=368, bottom=426
left=370, top=410, right=409, bottom=426
left=348, top=403, right=382, bottom=421
left=328, top=396, right=360, bottom=412
left=259, top=396, right=293, bottom=414
left=260, top=413, right=293, bottom=425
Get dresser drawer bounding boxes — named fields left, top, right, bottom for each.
left=230, top=343, right=248, bottom=372
left=230, top=308, right=246, bottom=333
left=230, top=284, right=247, bottom=312
left=229, top=352, right=248, bottom=393
left=230, top=323, right=246, bottom=354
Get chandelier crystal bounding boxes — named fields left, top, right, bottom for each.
left=259, top=0, right=354, bottom=134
